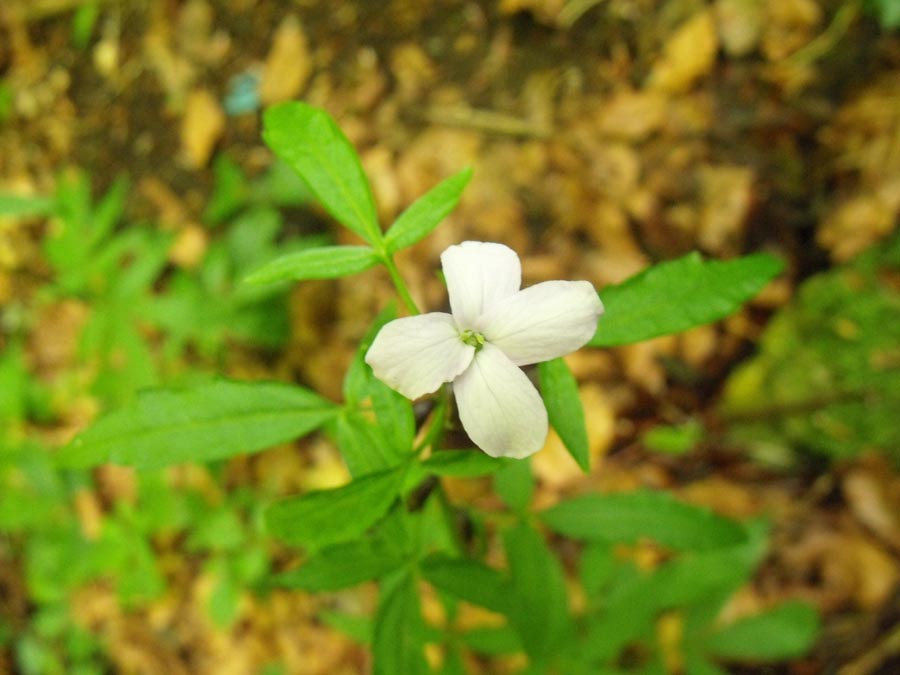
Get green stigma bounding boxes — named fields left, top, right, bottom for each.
left=460, top=329, right=486, bottom=351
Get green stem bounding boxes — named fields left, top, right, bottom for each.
left=415, top=386, right=449, bottom=457
left=788, top=0, right=861, bottom=65
left=383, top=255, right=420, bottom=315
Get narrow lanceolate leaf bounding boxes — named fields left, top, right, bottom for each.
left=503, top=522, right=571, bottom=666
left=539, top=358, right=590, bottom=472
left=540, top=490, right=746, bottom=551
left=58, top=379, right=339, bottom=469
left=335, top=412, right=403, bottom=477
left=244, top=245, right=380, bottom=285
left=702, top=601, right=820, bottom=661
left=0, top=193, right=55, bottom=218
left=420, top=451, right=508, bottom=477
left=262, top=102, right=381, bottom=244
left=265, top=467, right=402, bottom=549
left=384, top=167, right=473, bottom=253
left=373, top=573, right=428, bottom=675
left=590, top=252, right=784, bottom=347
left=420, top=554, right=509, bottom=613
left=270, top=538, right=405, bottom=591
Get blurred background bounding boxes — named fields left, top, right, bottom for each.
left=1, top=0, right=900, bottom=673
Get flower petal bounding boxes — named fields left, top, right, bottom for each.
left=365, top=313, right=475, bottom=399
left=453, top=343, right=548, bottom=459
left=482, top=280, right=604, bottom=366
left=441, top=241, right=521, bottom=330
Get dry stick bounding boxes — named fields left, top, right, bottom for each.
left=419, top=105, right=552, bottom=139
left=719, top=388, right=869, bottom=425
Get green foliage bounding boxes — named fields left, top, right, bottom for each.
left=271, top=537, right=406, bottom=591
left=0, top=193, right=55, bottom=218
left=58, top=379, right=338, bottom=469
left=372, top=572, right=428, bottom=675
left=71, top=2, right=100, bottom=48
left=244, top=245, right=380, bottom=284
left=540, top=490, right=747, bottom=551
left=503, top=521, right=572, bottom=665
left=865, top=0, right=900, bottom=29
left=419, top=451, right=507, bottom=477
left=384, top=167, right=472, bottom=253
left=591, top=252, right=783, bottom=347
left=263, top=102, right=381, bottom=244
left=701, top=601, right=820, bottom=661
left=1, top=102, right=824, bottom=675
left=493, top=458, right=535, bottom=511
left=539, top=357, right=590, bottom=470
left=642, top=420, right=703, bottom=455
left=722, top=236, right=900, bottom=461
left=265, top=467, right=404, bottom=549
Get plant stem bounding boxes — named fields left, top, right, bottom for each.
left=383, top=255, right=420, bottom=315
left=720, top=388, right=869, bottom=424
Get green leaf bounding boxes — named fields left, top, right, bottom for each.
left=58, top=379, right=338, bottom=469
left=384, top=167, right=473, bottom=253
left=88, top=176, right=128, bottom=250
left=420, top=554, right=508, bottom=613
left=703, top=601, right=819, bottom=661
left=494, top=459, right=534, bottom=511
left=262, top=102, right=381, bottom=244
left=340, top=305, right=415, bottom=455
left=372, top=572, right=428, bottom=675
left=643, top=420, right=703, bottom=455
left=0, top=193, right=55, bottom=218
left=271, top=538, right=405, bottom=591
left=721, top=236, right=900, bottom=462
left=590, top=252, right=783, bottom=347
left=867, top=0, right=900, bottom=29
left=320, top=610, right=372, bottom=645
left=421, top=451, right=508, bottom=477
left=540, top=490, right=746, bottom=551
left=71, top=1, right=100, bottom=48
left=503, top=521, right=571, bottom=665
left=204, top=154, right=248, bottom=224
left=334, top=411, right=403, bottom=477
left=265, top=467, right=402, bottom=549
left=244, top=245, right=380, bottom=285
left=461, top=626, right=521, bottom=655
left=539, top=358, right=590, bottom=471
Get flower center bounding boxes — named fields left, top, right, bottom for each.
left=460, top=329, right=486, bottom=351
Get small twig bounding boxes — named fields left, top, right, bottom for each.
left=419, top=105, right=552, bottom=139
left=788, top=0, right=862, bottom=66
left=720, top=389, right=869, bottom=424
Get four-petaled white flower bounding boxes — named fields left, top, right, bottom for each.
left=365, top=241, right=604, bottom=459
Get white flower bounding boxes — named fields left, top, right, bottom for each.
left=365, top=241, right=604, bottom=459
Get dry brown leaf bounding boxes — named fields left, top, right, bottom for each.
left=715, top=0, right=764, bottom=56
left=647, top=10, right=719, bottom=94
left=168, top=223, right=208, bottom=269
left=818, top=193, right=896, bottom=262
left=595, top=90, right=667, bottom=141
left=698, top=164, right=755, bottom=254
left=844, top=466, right=900, bottom=553
left=180, top=88, right=225, bottom=168
left=259, top=15, right=312, bottom=105
left=761, top=0, right=822, bottom=61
